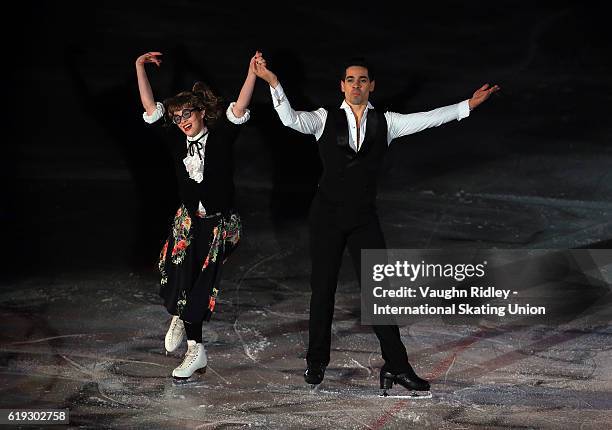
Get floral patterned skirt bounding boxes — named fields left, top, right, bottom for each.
left=158, top=205, right=241, bottom=323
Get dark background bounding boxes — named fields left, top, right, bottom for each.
left=4, top=2, right=611, bottom=280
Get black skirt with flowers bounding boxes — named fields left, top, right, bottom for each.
left=158, top=205, right=241, bottom=323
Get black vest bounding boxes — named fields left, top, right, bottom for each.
left=316, top=107, right=388, bottom=205
left=167, top=118, right=239, bottom=216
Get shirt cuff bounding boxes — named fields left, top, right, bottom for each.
left=457, top=100, right=471, bottom=121
left=226, top=102, right=250, bottom=125
left=270, top=83, right=286, bottom=108
left=143, top=102, right=165, bottom=124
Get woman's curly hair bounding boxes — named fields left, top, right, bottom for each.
left=163, top=81, right=224, bottom=128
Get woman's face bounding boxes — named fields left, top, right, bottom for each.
left=172, top=107, right=206, bottom=137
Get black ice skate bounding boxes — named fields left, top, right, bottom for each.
left=304, top=363, right=326, bottom=387
left=379, top=368, right=432, bottom=399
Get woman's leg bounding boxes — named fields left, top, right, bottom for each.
left=183, top=320, right=203, bottom=343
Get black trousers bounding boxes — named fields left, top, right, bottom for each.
left=306, top=194, right=411, bottom=374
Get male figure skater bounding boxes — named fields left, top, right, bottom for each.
left=253, top=56, right=499, bottom=395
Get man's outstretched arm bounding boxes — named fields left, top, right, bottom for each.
left=386, top=83, right=500, bottom=143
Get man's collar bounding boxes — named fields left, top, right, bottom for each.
left=339, top=100, right=375, bottom=110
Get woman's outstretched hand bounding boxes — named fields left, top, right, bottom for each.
left=252, top=53, right=278, bottom=88
left=248, top=51, right=263, bottom=76
left=136, top=51, right=163, bottom=67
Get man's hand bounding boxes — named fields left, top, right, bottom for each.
left=136, top=51, right=163, bottom=67
left=468, top=83, right=500, bottom=110
left=252, top=54, right=279, bottom=88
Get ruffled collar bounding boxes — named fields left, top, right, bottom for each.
left=183, top=128, right=209, bottom=183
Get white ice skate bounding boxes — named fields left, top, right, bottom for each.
left=172, top=340, right=207, bottom=379
left=165, top=315, right=185, bottom=353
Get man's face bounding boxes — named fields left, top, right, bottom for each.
left=340, top=66, right=375, bottom=105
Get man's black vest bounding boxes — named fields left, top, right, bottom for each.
left=316, top=107, right=388, bottom=205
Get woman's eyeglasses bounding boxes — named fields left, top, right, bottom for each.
left=172, top=108, right=200, bottom=125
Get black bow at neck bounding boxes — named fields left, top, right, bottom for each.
left=187, top=130, right=209, bottom=160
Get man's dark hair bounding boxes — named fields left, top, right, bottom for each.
left=340, top=57, right=375, bottom=82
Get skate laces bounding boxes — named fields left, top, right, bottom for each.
left=178, top=344, right=199, bottom=369
left=171, top=318, right=183, bottom=335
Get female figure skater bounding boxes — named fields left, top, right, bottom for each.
left=135, top=50, right=260, bottom=379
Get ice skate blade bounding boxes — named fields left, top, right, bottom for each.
left=172, top=377, right=199, bottom=386
left=379, top=389, right=432, bottom=399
